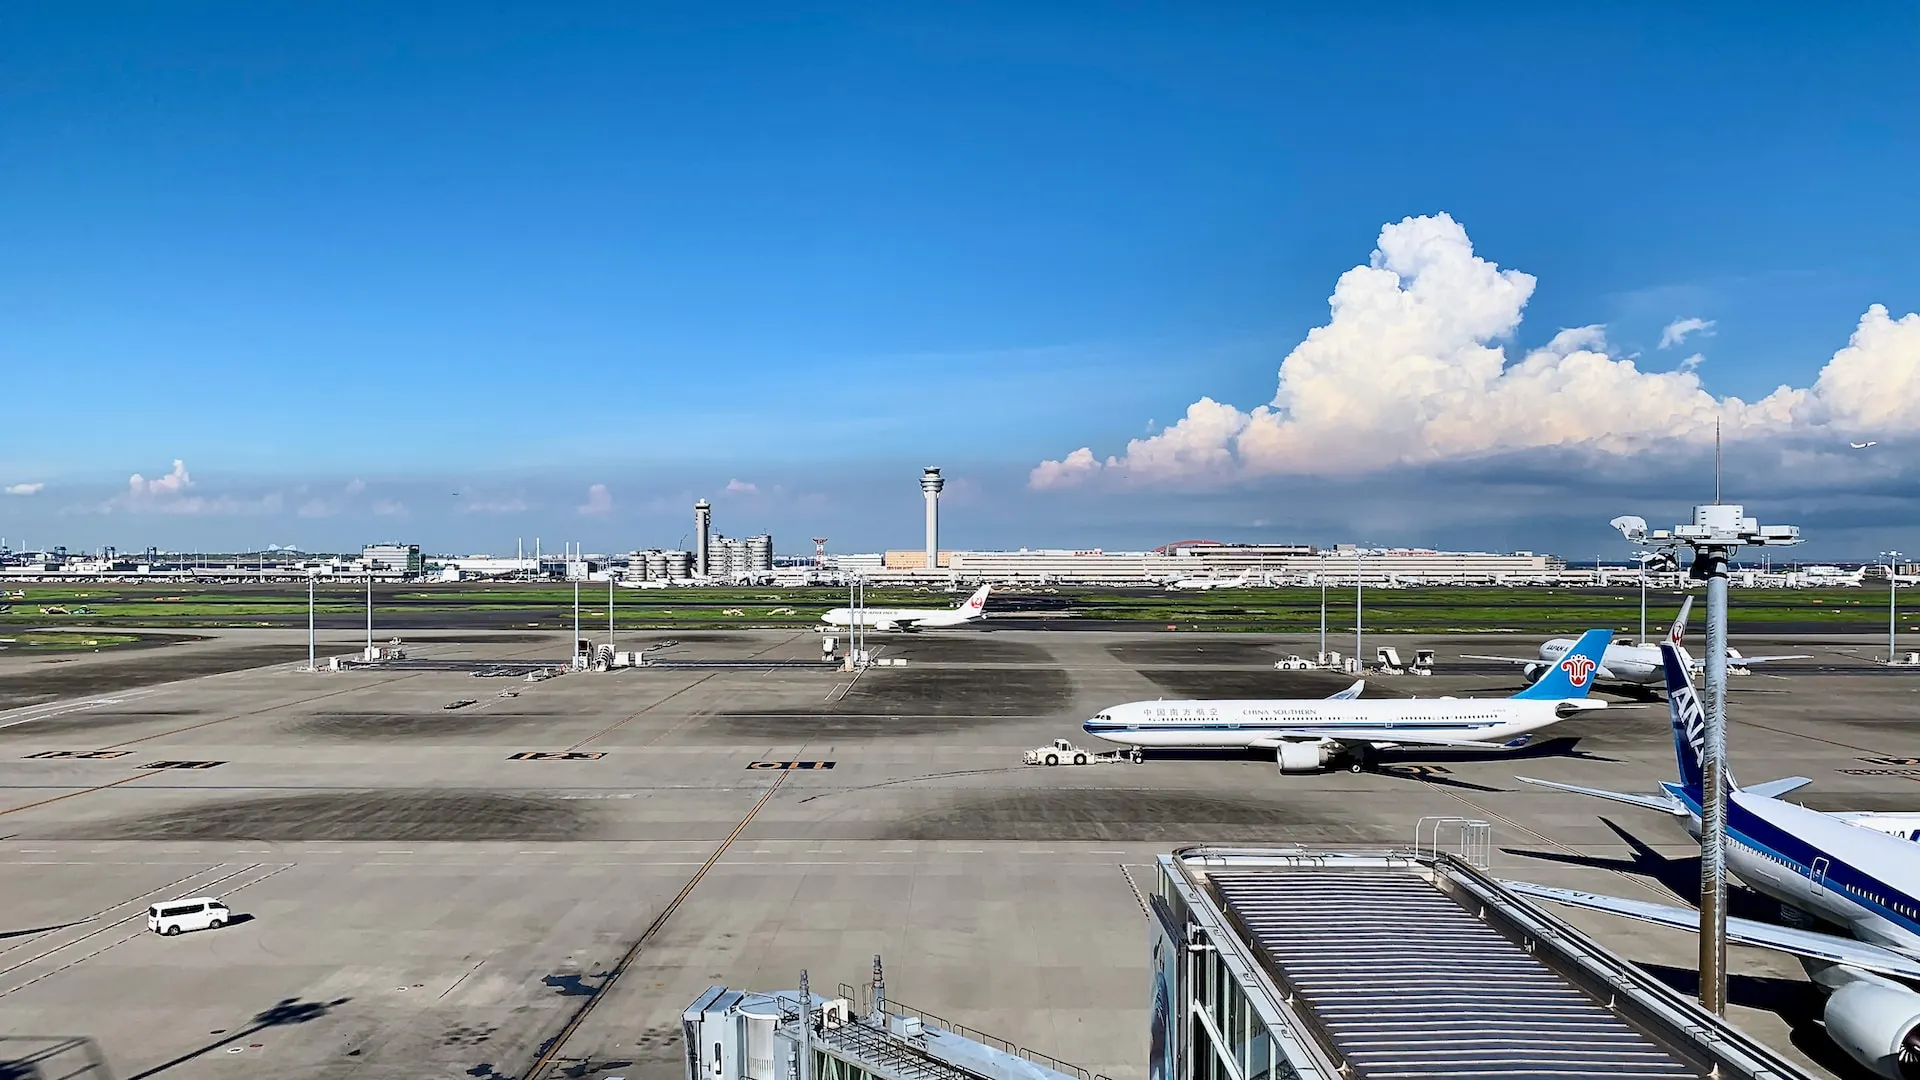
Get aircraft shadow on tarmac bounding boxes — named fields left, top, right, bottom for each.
left=0, top=919, right=91, bottom=941
left=1142, top=736, right=1612, bottom=793
left=123, top=996, right=350, bottom=1079
left=1503, top=818, right=1876, bottom=1078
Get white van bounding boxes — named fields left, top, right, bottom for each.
left=148, top=896, right=230, bottom=936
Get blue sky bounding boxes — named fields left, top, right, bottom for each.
left=3, top=4, right=1918, bottom=557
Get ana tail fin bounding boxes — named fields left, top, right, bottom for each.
left=1659, top=642, right=1719, bottom=795
left=1510, top=629, right=1611, bottom=700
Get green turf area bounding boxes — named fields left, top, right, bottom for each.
left=0, top=582, right=1906, bottom=633
left=0, top=631, right=144, bottom=652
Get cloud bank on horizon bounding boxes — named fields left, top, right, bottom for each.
left=1031, top=213, right=1920, bottom=490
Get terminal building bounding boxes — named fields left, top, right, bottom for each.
left=850, top=544, right=1564, bottom=585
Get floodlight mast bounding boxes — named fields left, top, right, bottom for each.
left=1615, top=504, right=1800, bottom=1016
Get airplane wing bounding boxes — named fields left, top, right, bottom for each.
left=1327, top=681, right=1365, bottom=701
left=1248, top=729, right=1524, bottom=750
left=1729, top=654, right=1812, bottom=666
left=1514, top=776, right=1687, bottom=814
left=1502, top=881, right=1920, bottom=981
left=1744, top=776, right=1815, bottom=799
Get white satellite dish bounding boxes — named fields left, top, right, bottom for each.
left=1609, top=515, right=1649, bottom=544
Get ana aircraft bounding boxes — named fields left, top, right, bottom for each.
left=819, top=584, right=991, bottom=632
left=1080, top=629, right=1614, bottom=773
left=1464, top=597, right=1807, bottom=687
left=1510, top=642, right=1920, bottom=1079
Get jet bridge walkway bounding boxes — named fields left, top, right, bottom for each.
left=1158, top=847, right=1820, bottom=1080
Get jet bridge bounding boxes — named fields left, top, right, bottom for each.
left=1155, top=847, right=1821, bottom=1080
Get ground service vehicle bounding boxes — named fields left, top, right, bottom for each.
left=149, top=897, right=230, bottom=936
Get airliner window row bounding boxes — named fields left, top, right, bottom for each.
left=1749, top=843, right=1920, bottom=923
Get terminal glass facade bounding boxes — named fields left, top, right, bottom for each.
left=1155, top=863, right=1303, bottom=1080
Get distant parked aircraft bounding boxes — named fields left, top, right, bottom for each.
left=820, top=585, right=991, bottom=632
left=1464, top=597, right=1807, bottom=687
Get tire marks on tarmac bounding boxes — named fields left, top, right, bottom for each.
left=0, top=862, right=293, bottom=999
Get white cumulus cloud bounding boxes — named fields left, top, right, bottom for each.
left=5, top=482, right=43, bottom=496
left=578, top=483, right=613, bottom=515
left=465, top=497, right=528, bottom=514
left=128, top=459, right=192, bottom=496
left=724, top=478, right=760, bottom=495
left=1659, top=317, right=1716, bottom=349
left=1032, top=213, right=1920, bottom=488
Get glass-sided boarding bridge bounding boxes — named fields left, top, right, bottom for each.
left=1157, top=847, right=1817, bottom=1080
left=684, top=846, right=1822, bottom=1080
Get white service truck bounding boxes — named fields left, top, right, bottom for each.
left=1022, top=738, right=1139, bottom=766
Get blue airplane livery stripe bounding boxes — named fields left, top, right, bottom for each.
left=1080, top=720, right=1507, bottom=734
left=1665, top=783, right=1920, bottom=937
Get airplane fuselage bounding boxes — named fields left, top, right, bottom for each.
left=1083, top=697, right=1585, bottom=750
left=820, top=607, right=975, bottom=630
left=1671, top=788, right=1920, bottom=952
left=1538, top=639, right=1665, bottom=685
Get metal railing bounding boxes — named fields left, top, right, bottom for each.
left=836, top=984, right=1114, bottom=1080
left=0, top=1035, right=115, bottom=1080
left=1413, top=815, right=1490, bottom=868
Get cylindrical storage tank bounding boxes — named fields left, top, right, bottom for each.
left=665, top=550, right=692, bottom=579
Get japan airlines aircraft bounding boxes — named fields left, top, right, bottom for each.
left=1164, top=571, right=1257, bottom=591
left=1463, top=597, right=1808, bottom=687
left=1081, top=629, right=1613, bottom=773
left=1509, top=643, right=1920, bottom=1079
left=819, top=585, right=991, bottom=632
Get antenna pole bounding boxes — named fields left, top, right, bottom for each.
left=1713, top=419, right=1722, bottom=505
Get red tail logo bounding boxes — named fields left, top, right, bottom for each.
left=1559, top=655, right=1597, bottom=687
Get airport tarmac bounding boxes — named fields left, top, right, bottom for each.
left=0, top=627, right=1916, bottom=1080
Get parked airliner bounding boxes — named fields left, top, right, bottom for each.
left=1509, top=643, right=1920, bottom=1079
left=1080, top=629, right=1613, bottom=773
left=819, top=585, right=991, bottom=632
left=1464, top=597, right=1807, bottom=687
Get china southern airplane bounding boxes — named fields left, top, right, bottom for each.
left=1464, top=597, right=1808, bottom=687
left=819, top=585, right=991, bottom=632
left=1081, top=629, right=1613, bottom=773
left=1509, top=643, right=1920, bottom=1080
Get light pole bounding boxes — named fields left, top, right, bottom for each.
left=1634, top=550, right=1659, bottom=644
left=1614, top=506, right=1801, bottom=1015
left=364, top=572, right=374, bottom=660
left=573, top=577, right=582, bottom=670
left=1886, top=551, right=1905, bottom=664
left=1318, top=553, right=1329, bottom=663
left=1354, top=547, right=1365, bottom=673
left=609, top=573, right=616, bottom=654
left=306, top=571, right=317, bottom=672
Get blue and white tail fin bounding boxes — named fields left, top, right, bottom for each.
left=1659, top=642, right=1719, bottom=797
left=1510, top=629, right=1611, bottom=700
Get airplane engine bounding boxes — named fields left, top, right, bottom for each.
left=1276, top=742, right=1334, bottom=773
left=1824, top=976, right=1920, bottom=1078
left=1522, top=663, right=1549, bottom=685
left=874, top=621, right=899, bottom=632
